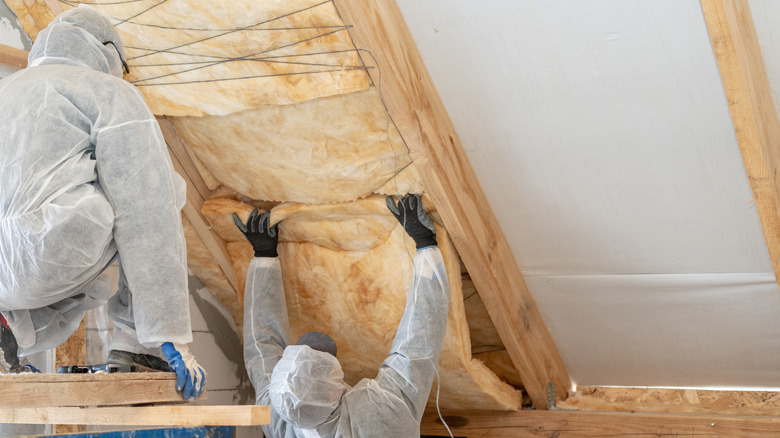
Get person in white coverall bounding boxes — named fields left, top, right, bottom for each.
left=234, top=194, right=450, bottom=437
left=0, top=5, right=204, bottom=400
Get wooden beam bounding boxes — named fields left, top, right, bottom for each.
left=420, top=409, right=780, bottom=437
left=0, top=43, right=28, bottom=70
left=0, top=373, right=204, bottom=407
left=558, top=386, right=780, bottom=416
left=0, top=405, right=269, bottom=426
left=701, top=0, right=780, bottom=284
left=331, top=0, right=571, bottom=407
left=160, top=117, right=239, bottom=292
left=159, top=116, right=214, bottom=199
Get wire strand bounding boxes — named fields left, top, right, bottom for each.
left=434, top=365, right=454, bottom=438
left=126, top=0, right=333, bottom=60
left=130, top=27, right=351, bottom=84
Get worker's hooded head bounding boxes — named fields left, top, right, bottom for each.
left=269, top=345, right=348, bottom=430
left=28, top=5, right=128, bottom=78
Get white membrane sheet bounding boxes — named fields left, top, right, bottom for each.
left=398, top=0, right=780, bottom=388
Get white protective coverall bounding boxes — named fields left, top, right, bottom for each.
left=0, top=6, right=192, bottom=355
left=244, top=247, right=450, bottom=438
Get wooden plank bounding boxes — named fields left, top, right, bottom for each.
left=163, top=123, right=239, bottom=292
left=331, top=0, right=570, bottom=407
left=701, top=0, right=780, bottom=284
left=0, top=43, right=28, bottom=70
left=0, top=373, right=204, bottom=407
left=558, top=386, right=780, bottom=416
left=420, top=408, right=780, bottom=437
left=0, top=405, right=269, bottom=426
left=54, top=319, right=87, bottom=434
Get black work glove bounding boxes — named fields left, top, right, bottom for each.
left=386, top=194, right=437, bottom=249
left=232, top=208, right=279, bottom=258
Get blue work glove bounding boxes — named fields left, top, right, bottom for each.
left=386, top=194, right=437, bottom=249
left=233, top=208, right=279, bottom=257
left=161, top=342, right=206, bottom=401
left=22, top=364, right=41, bottom=373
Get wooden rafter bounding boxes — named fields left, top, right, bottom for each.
left=420, top=409, right=780, bottom=437
left=331, top=0, right=571, bottom=407
left=702, top=0, right=780, bottom=284
left=0, top=43, right=27, bottom=70
left=159, top=116, right=239, bottom=292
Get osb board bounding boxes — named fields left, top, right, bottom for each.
left=6, top=0, right=370, bottom=116
left=173, top=87, right=423, bottom=204
left=201, top=196, right=523, bottom=410
left=559, top=386, right=780, bottom=416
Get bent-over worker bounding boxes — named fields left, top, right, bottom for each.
left=235, top=194, right=450, bottom=437
left=0, top=5, right=204, bottom=400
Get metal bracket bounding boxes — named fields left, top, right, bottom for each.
left=546, top=382, right=575, bottom=411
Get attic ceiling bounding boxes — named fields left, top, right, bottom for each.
left=8, top=0, right=780, bottom=416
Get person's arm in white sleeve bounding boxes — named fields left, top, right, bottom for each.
left=376, top=195, right=451, bottom=422
left=234, top=209, right=295, bottom=438
left=94, top=85, right=206, bottom=402
left=93, top=84, right=190, bottom=347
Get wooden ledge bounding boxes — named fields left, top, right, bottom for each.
left=0, top=372, right=205, bottom=407
left=0, top=405, right=269, bottom=426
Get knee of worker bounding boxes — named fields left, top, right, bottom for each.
left=0, top=188, right=115, bottom=305
left=11, top=303, right=90, bottom=357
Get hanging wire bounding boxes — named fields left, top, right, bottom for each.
left=59, top=0, right=144, bottom=5
left=133, top=66, right=368, bottom=87
left=126, top=0, right=333, bottom=60
left=130, top=27, right=355, bottom=85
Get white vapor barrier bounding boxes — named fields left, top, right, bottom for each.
left=529, top=273, right=780, bottom=388
left=397, top=0, right=780, bottom=387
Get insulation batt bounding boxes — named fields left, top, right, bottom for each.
left=6, top=0, right=370, bottom=116
left=203, top=196, right=523, bottom=410
left=174, top=87, right=422, bottom=204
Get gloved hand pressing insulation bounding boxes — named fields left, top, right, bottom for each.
left=386, top=194, right=437, bottom=249
left=161, top=342, right=206, bottom=401
left=233, top=209, right=279, bottom=257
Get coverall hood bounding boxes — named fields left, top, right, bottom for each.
left=269, top=345, right=349, bottom=430
left=28, top=5, right=127, bottom=78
